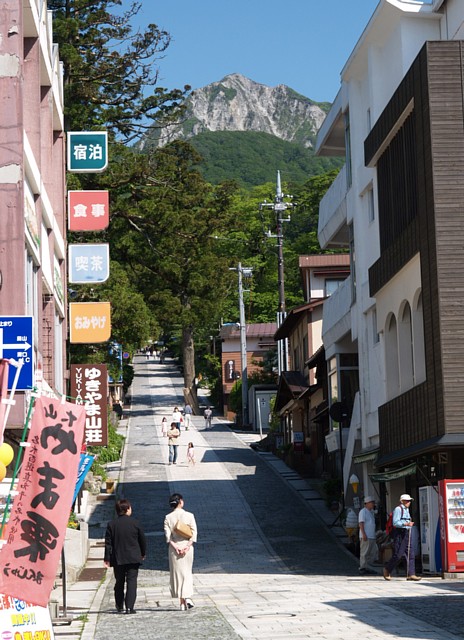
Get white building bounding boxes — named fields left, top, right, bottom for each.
left=316, top=0, right=464, bottom=510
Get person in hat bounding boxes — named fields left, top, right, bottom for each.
left=358, top=496, right=378, bottom=575
left=383, top=494, right=421, bottom=581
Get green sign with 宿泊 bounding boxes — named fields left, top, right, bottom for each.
left=67, top=131, right=108, bottom=173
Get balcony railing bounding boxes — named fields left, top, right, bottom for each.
left=322, top=276, right=352, bottom=345
left=318, top=164, right=349, bottom=249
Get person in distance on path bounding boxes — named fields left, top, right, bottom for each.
left=383, top=493, right=421, bottom=581
left=204, top=407, right=212, bottom=428
left=164, top=493, right=197, bottom=611
left=167, top=421, right=180, bottom=464
left=358, top=496, right=378, bottom=575
left=104, top=499, right=147, bottom=614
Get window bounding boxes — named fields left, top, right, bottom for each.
left=367, top=187, right=375, bottom=223
left=345, top=111, right=352, bottom=189
left=372, top=308, right=380, bottom=344
left=349, top=223, right=356, bottom=303
left=325, top=279, right=344, bottom=296
left=25, top=251, right=39, bottom=344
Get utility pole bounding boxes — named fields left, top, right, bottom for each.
left=260, top=171, right=295, bottom=375
left=229, top=263, right=253, bottom=426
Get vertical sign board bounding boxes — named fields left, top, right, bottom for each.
left=69, top=302, right=111, bottom=343
left=68, top=190, right=109, bottom=231
left=67, top=131, right=108, bottom=173
left=71, top=364, right=108, bottom=446
left=0, top=316, right=33, bottom=390
left=68, top=244, right=110, bottom=283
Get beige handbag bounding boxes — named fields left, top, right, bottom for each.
left=174, top=520, right=193, bottom=539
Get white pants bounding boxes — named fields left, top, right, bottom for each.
left=359, top=538, right=378, bottom=569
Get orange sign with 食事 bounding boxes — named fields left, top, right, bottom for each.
left=69, top=302, right=111, bottom=343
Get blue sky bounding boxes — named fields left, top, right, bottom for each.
left=138, top=1, right=379, bottom=102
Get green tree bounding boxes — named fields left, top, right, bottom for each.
left=109, top=141, right=239, bottom=397
left=50, top=0, right=189, bottom=141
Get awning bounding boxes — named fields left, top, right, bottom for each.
left=369, top=462, right=417, bottom=483
left=352, top=447, right=379, bottom=465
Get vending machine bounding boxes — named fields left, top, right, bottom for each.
left=419, top=485, right=440, bottom=573
left=438, top=479, right=464, bottom=573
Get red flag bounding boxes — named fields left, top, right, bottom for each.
left=0, top=397, right=86, bottom=606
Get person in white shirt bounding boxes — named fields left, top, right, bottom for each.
left=358, top=496, right=378, bottom=575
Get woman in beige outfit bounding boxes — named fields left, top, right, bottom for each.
left=164, top=493, right=197, bottom=610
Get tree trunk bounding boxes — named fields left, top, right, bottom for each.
left=182, top=324, right=196, bottom=397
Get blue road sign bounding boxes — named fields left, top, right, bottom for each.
left=0, top=316, right=34, bottom=390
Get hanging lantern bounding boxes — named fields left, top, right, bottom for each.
left=0, top=461, right=6, bottom=482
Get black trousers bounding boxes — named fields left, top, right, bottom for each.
left=113, top=563, right=140, bottom=611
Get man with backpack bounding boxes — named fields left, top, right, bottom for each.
left=383, top=494, right=421, bottom=581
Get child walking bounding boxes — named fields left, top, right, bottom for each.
left=187, top=442, right=195, bottom=466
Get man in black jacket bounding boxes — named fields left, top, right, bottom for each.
left=104, top=499, right=147, bottom=614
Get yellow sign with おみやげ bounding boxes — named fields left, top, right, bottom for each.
left=69, top=302, right=111, bottom=343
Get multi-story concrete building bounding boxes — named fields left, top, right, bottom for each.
left=316, top=0, right=464, bottom=511
left=0, top=0, right=66, bottom=430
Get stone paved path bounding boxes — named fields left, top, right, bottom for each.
left=89, top=356, right=464, bottom=640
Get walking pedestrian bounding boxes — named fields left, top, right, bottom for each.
left=172, top=406, right=182, bottom=430
left=383, top=493, right=421, bottom=581
left=167, top=421, right=180, bottom=465
left=164, top=493, right=197, bottom=611
left=187, top=442, right=195, bottom=466
left=204, top=407, right=212, bottom=428
left=161, top=417, right=168, bottom=437
left=358, top=496, right=378, bottom=575
left=104, top=499, right=147, bottom=614
left=183, top=403, right=193, bottom=430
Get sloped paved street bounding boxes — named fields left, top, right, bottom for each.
left=86, top=356, right=464, bottom=639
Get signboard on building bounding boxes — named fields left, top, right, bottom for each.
left=0, top=316, right=33, bottom=390
left=67, top=131, right=108, bottom=173
left=69, top=302, right=111, bottom=343
left=68, top=190, right=109, bottom=231
left=68, top=244, right=110, bottom=284
left=71, top=365, right=108, bottom=447
left=0, top=595, right=55, bottom=639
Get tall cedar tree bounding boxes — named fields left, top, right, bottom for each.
left=109, top=142, right=238, bottom=396
left=50, top=0, right=189, bottom=141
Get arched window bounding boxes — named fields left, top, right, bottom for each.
left=412, top=291, right=426, bottom=384
left=385, top=313, right=400, bottom=400
left=398, top=301, right=414, bottom=392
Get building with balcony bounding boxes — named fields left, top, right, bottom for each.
left=316, top=0, right=464, bottom=510
left=273, top=255, right=350, bottom=476
left=0, top=0, right=67, bottom=431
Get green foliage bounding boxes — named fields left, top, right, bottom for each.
left=49, top=0, right=188, bottom=142
left=188, top=131, right=343, bottom=187
left=87, top=420, right=125, bottom=479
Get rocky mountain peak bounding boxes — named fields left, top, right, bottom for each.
left=149, top=74, right=328, bottom=149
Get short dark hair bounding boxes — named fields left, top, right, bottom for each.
left=170, top=422, right=178, bottom=428
left=169, top=493, right=183, bottom=509
left=115, top=499, right=131, bottom=515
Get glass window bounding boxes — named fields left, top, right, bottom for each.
left=325, top=279, right=344, bottom=296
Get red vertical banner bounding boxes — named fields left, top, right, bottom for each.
left=0, top=397, right=86, bottom=606
left=70, top=364, right=108, bottom=446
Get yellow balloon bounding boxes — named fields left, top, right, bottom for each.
left=0, top=443, right=14, bottom=467
left=0, top=461, right=6, bottom=482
